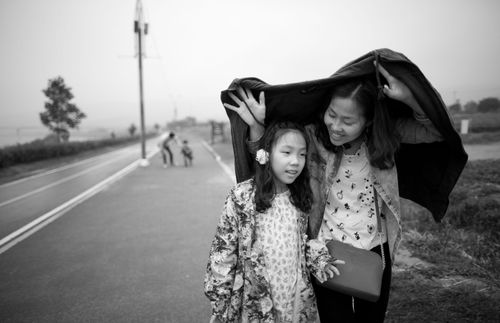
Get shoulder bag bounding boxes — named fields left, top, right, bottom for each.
left=318, top=189, right=386, bottom=302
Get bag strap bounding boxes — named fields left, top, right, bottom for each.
left=373, top=188, right=386, bottom=270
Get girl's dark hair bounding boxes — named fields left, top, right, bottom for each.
left=254, top=121, right=313, bottom=213
left=315, top=78, right=399, bottom=169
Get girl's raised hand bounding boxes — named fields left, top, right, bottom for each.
left=376, top=62, right=414, bottom=105
left=223, top=86, right=266, bottom=128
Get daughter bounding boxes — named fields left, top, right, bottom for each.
left=204, top=121, right=342, bottom=323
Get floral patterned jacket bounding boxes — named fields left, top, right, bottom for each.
left=204, top=179, right=319, bottom=323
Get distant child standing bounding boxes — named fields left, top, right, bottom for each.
left=204, top=121, right=342, bottom=323
left=181, top=140, right=193, bottom=167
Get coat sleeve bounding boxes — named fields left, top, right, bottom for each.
left=396, top=115, right=444, bottom=144
left=306, top=238, right=336, bottom=283
left=204, top=192, right=239, bottom=320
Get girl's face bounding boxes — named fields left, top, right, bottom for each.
left=323, top=97, right=367, bottom=146
left=270, top=130, right=307, bottom=192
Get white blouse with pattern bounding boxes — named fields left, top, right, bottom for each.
left=256, top=190, right=308, bottom=322
left=318, top=144, right=387, bottom=250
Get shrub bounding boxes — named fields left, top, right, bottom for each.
left=0, top=133, right=156, bottom=168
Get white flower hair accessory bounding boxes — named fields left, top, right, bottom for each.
left=255, top=149, right=269, bottom=165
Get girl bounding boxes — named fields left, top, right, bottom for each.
left=223, top=63, right=444, bottom=322
left=204, top=121, right=343, bottom=323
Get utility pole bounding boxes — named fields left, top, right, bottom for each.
left=134, top=0, right=149, bottom=167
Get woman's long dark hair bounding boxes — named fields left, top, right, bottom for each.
left=254, top=121, right=313, bottom=213
left=315, top=78, right=400, bottom=169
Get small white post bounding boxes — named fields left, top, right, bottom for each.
left=460, top=119, right=469, bottom=134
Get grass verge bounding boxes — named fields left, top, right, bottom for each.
left=387, top=159, right=500, bottom=322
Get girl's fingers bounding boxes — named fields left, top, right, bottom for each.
left=236, top=86, right=248, bottom=100
left=259, top=91, right=265, bottom=105
left=244, top=87, right=254, bottom=101
left=228, top=92, right=243, bottom=105
left=333, top=259, right=345, bottom=265
left=223, top=103, right=239, bottom=112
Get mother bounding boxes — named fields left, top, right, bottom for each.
left=221, top=49, right=467, bottom=322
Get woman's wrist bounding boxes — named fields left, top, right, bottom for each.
left=404, top=95, right=426, bottom=116
left=249, top=124, right=265, bottom=141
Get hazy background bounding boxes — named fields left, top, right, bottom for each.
left=1, top=0, right=500, bottom=145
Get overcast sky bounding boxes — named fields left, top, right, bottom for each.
left=1, top=0, right=499, bottom=133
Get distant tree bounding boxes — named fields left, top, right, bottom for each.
left=463, top=100, right=478, bottom=113
left=128, top=123, right=137, bottom=136
left=477, top=97, right=500, bottom=113
left=447, top=102, right=462, bottom=113
left=40, top=76, right=86, bottom=142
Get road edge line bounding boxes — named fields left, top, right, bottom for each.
left=0, top=148, right=159, bottom=255
left=201, top=141, right=236, bottom=184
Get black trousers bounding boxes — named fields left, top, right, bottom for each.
left=313, top=242, right=392, bottom=323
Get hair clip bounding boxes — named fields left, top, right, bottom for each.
left=255, top=149, right=269, bottom=165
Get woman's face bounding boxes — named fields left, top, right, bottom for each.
left=323, top=97, right=367, bottom=146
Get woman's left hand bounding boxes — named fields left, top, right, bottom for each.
left=376, top=62, right=414, bottom=105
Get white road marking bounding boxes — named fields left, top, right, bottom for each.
left=0, top=148, right=159, bottom=255
left=0, top=145, right=138, bottom=189
left=201, top=141, right=236, bottom=184
left=0, top=152, right=135, bottom=208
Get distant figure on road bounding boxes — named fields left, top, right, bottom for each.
left=160, top=132, right=178, bottom=168
left=204, top=121, right=343, bottom=323
left=180, top=140, right=193, bottom=167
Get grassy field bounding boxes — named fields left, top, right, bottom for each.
left=386, top=160, right=500, bottom=322
left=452, top=112, right=500, bottom=144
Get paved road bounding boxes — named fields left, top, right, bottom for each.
left=0, top=135, right=234, bottom=322
left=0, top=142, right=160, bottom=241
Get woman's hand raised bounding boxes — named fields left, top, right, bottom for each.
left=223, top=87, right=266, bottom=140
left=376, top=62, right=425, bottom=114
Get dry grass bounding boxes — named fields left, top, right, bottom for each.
left=385, top=159, right=500, bottom=322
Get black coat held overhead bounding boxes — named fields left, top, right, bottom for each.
left=220, top=48, right=468, bottom=223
